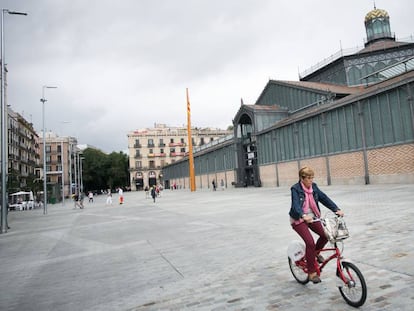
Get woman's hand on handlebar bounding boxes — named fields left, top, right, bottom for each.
left=335, top=210, right=344, bottom=217
left=302, top=214, right=314, bottom=223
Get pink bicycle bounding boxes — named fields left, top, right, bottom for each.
left=288, top=215, right=367, bottom=308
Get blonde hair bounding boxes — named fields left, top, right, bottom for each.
left=299, top=166, right=314, bottom=179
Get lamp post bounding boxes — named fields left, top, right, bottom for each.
left=1, top=9, right=27, bottom=233
left=80, top=157, right=84, bottom=195
left=41, top=85, right=57, bottom=215
left=60, top=140, right=64, bottom=206
left=59, top=121, right=73, bottom=205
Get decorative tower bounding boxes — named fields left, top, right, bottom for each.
left=364, top=6, right=394, bottom=46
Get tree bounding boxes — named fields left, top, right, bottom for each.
left=106, top=152, right=129, bottom=190
left=82, top=148, right=129, bottom=192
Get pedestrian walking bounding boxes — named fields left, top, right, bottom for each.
left=151, top=186, right=156, bottom=203
left=79, top=192, right=84, bottom=209
left=106, top=189, right=112, bottom=205
left=118, top=187, right=124, bottom=204
left=88, top=191, right=94, bottom=203
left=144, top=186, right=149, bottom=199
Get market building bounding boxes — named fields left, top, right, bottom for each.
left=162, top=6, right=414, bottom=189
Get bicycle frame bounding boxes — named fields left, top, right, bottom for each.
left=316, top=244, right=341, bottom=276
left=295, top=244, right=340, bottom=275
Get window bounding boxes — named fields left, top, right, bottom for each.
left=180, top=138, right=185, bottom=143
left=180, top=148, right=186, bottom=153
left=170, top=138, right=174, bottom=143
left=160, top=148, right=164, bottom=154
left=148, top=138, right=154, bottom=147
left=135, top=161, right=142, bottom=168
left=149, top=149, right=153, bottom=154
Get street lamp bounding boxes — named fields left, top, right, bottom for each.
left=60, top=121, right=72, bottom=206
left=1, top=9, right=27, bottom=234
left=80, top=157, right=84, bottom=194
left=41, top=85, right=57, bottom=215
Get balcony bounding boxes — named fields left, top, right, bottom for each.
left=134, top=154, right=142, bottom=159
left=170, top=152, right=186, bottom=157
left=148, top=153, right=167, bottom=158
left=134, top=143, right=142, bottom=148
left=168, top=142, right=186, bottom=147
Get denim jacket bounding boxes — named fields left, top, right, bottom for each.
left=289, top=181, right=339, bottom=220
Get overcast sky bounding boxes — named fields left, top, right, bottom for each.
left=3, top=0, right=414, bottom=153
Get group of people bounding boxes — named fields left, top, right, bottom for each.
left=72, top=193, right=84, bottom=209
left=211, top=179, right=225, bottom=191
left=72, top=188, right=125, bottom=208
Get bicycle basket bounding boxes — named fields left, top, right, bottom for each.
left=323, top=216, right=349, bottom=243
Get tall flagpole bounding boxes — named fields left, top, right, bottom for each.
left=186, top=88, right=196, bottom=191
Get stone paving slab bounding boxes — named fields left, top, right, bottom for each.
left=0, top=184, right=413, bottom=310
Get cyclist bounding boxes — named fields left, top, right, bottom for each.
left=289, top=166, right=344, bottom=283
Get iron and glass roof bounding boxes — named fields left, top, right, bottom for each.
left=360, top=56, right=414, bottom=84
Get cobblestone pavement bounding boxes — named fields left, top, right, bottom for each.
left=0, top=184, right=413, bottom=311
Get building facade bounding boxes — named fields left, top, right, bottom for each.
left=38, top=132, right=81, bottom=203
left=7, top=109, right=40, bottom=193
left=162, top=7, right=414, bottom=188
left=127, top=123, right=231, bottom=190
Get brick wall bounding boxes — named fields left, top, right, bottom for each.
left=260, top=143, right=414, bottom=187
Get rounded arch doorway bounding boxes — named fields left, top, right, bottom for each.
left=148, top=171, right=157, bottom=187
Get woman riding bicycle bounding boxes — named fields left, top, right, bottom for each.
left=289, top=167, right=344, bottom=283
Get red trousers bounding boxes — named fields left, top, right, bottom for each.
left=292, top=221, right=327, bottom=274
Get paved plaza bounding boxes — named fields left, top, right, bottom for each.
left=0, top=184, right=413, bottom=311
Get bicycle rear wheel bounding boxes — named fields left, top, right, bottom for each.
left=288, top=257, right=309, bottom=284
left=338, top=261, right=367, bottom=307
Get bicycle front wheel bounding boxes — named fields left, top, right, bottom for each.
left=338, top=261, right=367, bottom=307
left=288, top=257, right=309, bottom=284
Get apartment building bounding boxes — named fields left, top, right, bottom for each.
left=38, top=132, right=80, bottom=203
left=127, top=123, right=231, bottom=190
left=7, top=109, right=40, bottom=193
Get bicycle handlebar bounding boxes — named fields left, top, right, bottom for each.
left=312, top=214, right=343, bottom=222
